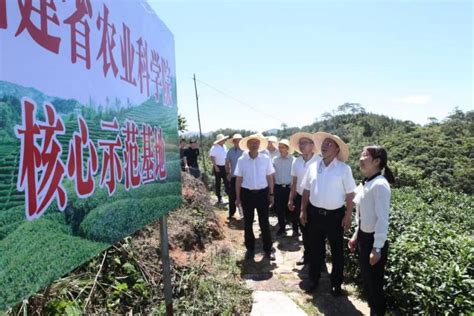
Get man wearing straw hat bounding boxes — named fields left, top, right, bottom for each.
left=263, top=135, right=280, bottom=160
left=235, top=134, right=276, bottom=261
left=272, top=139, right=295, bottom=236
left=300, top=132, right=356, bottom=295
left=288, top=132, right=321, bottom=265
left=209, top=133, right=230, bottom=204
left=225, top=133, right=244, bottom=220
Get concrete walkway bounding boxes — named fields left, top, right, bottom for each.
left=251, top=291, right=307, bottom=316
left=213, top=196, right=370, bottom=315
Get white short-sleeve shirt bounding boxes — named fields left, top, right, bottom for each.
left=234, top=153, right=275, bottom=190
left=352, top=175, right=391, bottom=248
left=291, top=154, right=321, bottom=195
left=209, top=144, right=227, bottom=166
left=302, top=158, right=356, bottom=210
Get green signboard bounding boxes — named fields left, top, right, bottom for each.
left=0, top=0, right=181, bottom=309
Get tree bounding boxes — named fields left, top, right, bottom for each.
left=427, top=117, right=439, bottom=125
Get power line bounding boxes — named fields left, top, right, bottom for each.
left=192, top=77, right=287, bottom=125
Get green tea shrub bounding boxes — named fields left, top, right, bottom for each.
left=345, top=185, right=474, bottom=314
left=79, top=196, right=182, bottom=243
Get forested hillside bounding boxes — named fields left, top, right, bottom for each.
left=201, top=103, right=473, bottom=194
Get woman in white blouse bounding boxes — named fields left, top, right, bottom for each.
left=348, top=146, right=395, bottom=316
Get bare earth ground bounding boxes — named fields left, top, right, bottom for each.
left=210, top=197, right=370, bottom=316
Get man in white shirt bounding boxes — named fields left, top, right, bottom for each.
left=263, top=135, right=280, bottom=160
left=272, top=139, right=295, bottom=236
left=225, top=133, right=244, bottom=219
left=209, top=134, right=230, bottom=204
left=300, top=132, right=356, bottom=295
left=235, top=134, right=276, bottom=261
left=288, top=132, right=321, bottom=265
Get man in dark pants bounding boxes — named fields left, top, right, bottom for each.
left=300, top=132, right=356, bottom=295
left=288, top=132, right=321, bottom=265
left=183, top=139, right=201, bottom=178
left=209, top=133, right=230, bottom=204
left=272, top=139, right=295, bottom=236
left=235, top=134, right=276, bottom=261
left=225, top=133, right=244, bottom=219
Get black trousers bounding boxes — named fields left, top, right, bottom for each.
left=214, top=165, right=229, bottom=201
left=292, top=194, right=308, bottom=255
left=228, top=177, right=237, bottom=217
left=241, top=187, right=273, bottom=253
left=274, top=184, right=291, bottom=230
left=307, top=204, right=345, bottom=287
left=357, top=230, right=388, bottom=316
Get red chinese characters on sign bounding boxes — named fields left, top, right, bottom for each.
left=122, top=119, right=141, bottom=190
left=15, top=103, right=170, bottom=219
left=66, top=116, right=98, bottom=198
left=0, top=0, right=7, bottom=29
left=4, top=1, right=175, bottom=105
left=15, top=99, right=67, bottom=220
left=140, top=123, right=154, bottom=184
left=120, top=23, right=136, bottom=86
left=150, top=49, right=162, bottom=102
left=137, top=37, right=149, bottom=96
left=63, top=0, right=93, bottom=69
left=15, top=0, right=61, bottom=53
left=161, top=58, right=172, bottom=107
left=98, top=118, right=123, bottom=196
left=96, top=4, right=118, bottom=78
left=153, top=126, right=167, bottom=180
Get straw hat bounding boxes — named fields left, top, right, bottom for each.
left=239, top=134, right=268, bottom=152
left=231, top=133, right=243, bottom=140
left=314, top=132, right=349, bottom=162
left=278, top=139, right=295, bottom=155
left=266, top=135, right=278, bottom=143
left=289, top=132, right=320, bottom=154
left=213, top=133, right=229, bottom=145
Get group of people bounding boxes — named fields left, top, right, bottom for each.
left=208, top=132, right=394, bottom=316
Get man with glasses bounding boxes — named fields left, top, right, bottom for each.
left=300, top=132, right=356, bottom=296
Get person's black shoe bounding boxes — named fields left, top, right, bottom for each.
left=331, top=285, right=343, bottom=296
left=244, top=250, right=254, bottom=260
left=304, top=279, right=319, bottom=293
left=296, top=256, right=307, bottom=266
left=264, top=251, right=276, bottom=261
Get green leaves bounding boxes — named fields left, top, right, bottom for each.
left=345, top=184, right=474, bottom=313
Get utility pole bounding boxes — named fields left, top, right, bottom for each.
left=193, top=74, right=208, bottom=182
left=159, top=216, right=173, bottom=315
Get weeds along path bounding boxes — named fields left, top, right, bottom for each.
left=211, top=199, right=370, bottom=316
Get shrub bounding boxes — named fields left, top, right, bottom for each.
left=385, top=221, right=473, bottom=314
left=0, top=219, right=107, bottom=310
left=345, top=185, right=474, bottom=314
left=79, top=196, right=182, bottom=243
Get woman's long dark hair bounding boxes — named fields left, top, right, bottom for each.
left=364, top=145, right=395, bottom=184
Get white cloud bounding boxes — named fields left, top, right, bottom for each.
left=395, top=95, right=432, bottom=105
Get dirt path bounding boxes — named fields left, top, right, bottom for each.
left=212, top=201, right=370, bottom=316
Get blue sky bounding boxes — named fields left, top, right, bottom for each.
left=148, top=0, right=472, bottom=133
